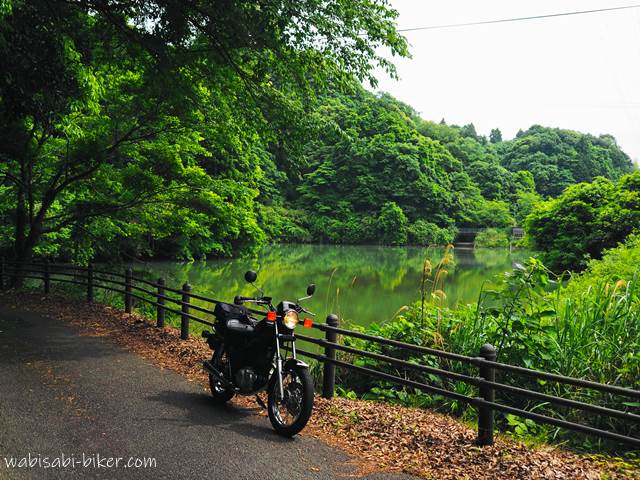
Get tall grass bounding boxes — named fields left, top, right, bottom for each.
left=340, top=243, right=640, bottom=449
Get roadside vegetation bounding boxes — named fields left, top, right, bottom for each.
left=335, top=238, right=640, bottom=449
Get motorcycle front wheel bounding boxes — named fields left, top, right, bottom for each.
left=267, top=365, right=314, bottom=437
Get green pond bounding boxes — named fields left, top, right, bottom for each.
left=128, top=244, right=529, bottom=328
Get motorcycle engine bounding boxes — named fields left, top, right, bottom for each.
left=234, top=368, right=258, bottom=393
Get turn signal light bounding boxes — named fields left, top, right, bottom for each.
left=303, top=318, right=313, bottom=328
left=267, top=311, right=277, bottom=322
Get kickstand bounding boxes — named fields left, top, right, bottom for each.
left=255, top=394, right=267, bottom=409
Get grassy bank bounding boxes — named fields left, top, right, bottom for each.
left=335, top=240, right=640, bottom=451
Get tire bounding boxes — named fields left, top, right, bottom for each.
left=208, top=374, right=235, bottom=403
left=267, top=365, right=314, bottom=437
left=208, top=350, right=235, bottom=403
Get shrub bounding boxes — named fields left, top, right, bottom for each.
left=474, top=228, right=510, bottom=248
left=526, top=172, right=640, bottom=271
left=376, top=201, right=408, bottom=246
left=407, top=220, right=455, bottom=245
left=337, top=254, right=640, bottom=446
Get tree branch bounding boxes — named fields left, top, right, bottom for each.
left=40, top=185, right=199, bottom=234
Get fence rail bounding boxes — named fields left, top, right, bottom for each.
left=1, top=259, right=638, bottom=449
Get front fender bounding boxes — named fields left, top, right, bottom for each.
left=284, top=358, right=308, bottom=370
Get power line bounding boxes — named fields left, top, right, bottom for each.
left=396, top=4, right=640, bottom=33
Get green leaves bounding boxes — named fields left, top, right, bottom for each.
left=377, top=202, right=408, bottom=246
left=526, top=173, right=640, bottom=272
left=294, top=87, right=507, bottom=244
left=499, top=125, right=633, bottom=198
left=1, top=0, right=413, bottom=263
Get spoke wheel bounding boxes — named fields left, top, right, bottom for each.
left=267, top=365, right=314, bottom=437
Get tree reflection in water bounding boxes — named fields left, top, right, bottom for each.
left=128, top=245, right=529, bottom=328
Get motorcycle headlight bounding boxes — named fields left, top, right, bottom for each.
left=283, top=310, right=299, bottom=330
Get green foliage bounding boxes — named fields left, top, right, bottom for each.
left=566, top=233, right=640, bottom=291
left=498, top=125, right=634, bottom=197
left=291, top=87, right=517, bottom=245
left=526, top=172, right=640, bottom=271
left=505, top=415, right=541, bottom=439
left=489, top=128, right=503, bottom=144
left=377, top=202, right=408, bottom=246
left=456, top=199, right=513, bottom=229
left=1, top=1, right=633, bottom=259
left=257, top=205, right=312, bottom=244
left=465, top=161, right=514, bottom=200
left=407, top=220, right=455, bottom=246
left=514, top=190, right=543, bottom=225
left=474, top=228, right=510, bottom=248
left=336, top=251, right=640, bottom=446
left=0, top=0, right=409, bottom=265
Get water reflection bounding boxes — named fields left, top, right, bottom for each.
left=128, top=245, right=529, bottom=327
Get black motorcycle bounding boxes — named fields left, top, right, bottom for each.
left=202, top=270, right=316, bottom=437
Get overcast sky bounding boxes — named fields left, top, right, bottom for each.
left=371, top=0, right=640, bottom=163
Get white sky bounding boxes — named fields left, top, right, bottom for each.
left=371, top=0, right=640, bottom=163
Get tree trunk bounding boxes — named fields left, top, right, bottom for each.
left=11, top=186, right=28, bottom=288
left=10, top=192, right=53, bottom=288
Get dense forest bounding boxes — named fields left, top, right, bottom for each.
left=0, top=0, right=635, bottom=268
left=263, top=88, right=634, bottom=247
left=0, top=0, right=408, bottom=269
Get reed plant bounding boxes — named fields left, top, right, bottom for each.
left=340, top=240, right=640, bottom=448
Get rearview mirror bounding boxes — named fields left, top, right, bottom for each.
left=244, top=270, right=257, bottom=283
left=306, top=284, right=316, bottom=296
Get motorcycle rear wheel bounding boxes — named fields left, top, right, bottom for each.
left=208, top=374, right=235, bottom=403
left=208, top=351, right=235, bottom=403
left=267, top=365, right=314, bottom=437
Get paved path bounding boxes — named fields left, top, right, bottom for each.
left=0, top=306, right=416, bottom=479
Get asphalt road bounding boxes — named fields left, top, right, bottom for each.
left=0, top=306, right=416, bottom=480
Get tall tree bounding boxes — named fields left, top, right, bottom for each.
left=489, top=128, right=502, bottom=144
left=0, top=0, right=408, bottom=283
left=526, top=172, right=640, bottom=271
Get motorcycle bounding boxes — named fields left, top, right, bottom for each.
left=201, top=270, right=316, bottom=437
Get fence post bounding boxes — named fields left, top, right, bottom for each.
left=180, top=283, right=191, bottom=340
left=476, top=343, right=497, bottom=446
left=156, top=278, right=165, bottom=328
left=43, top=260, right=50, bottom=295
left=124, top=268, right=133, bottom=314
left=322, top=314, right=339, bottom=399
left=87, top=263, right=94, bottom=302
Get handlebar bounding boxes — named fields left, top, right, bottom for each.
left=234, top=295, right=272, bottom=306
left=234, top=295, right=253, bottom=305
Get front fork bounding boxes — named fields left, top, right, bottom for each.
left=274, top=321, right=285, bottom=399
left=273, top=319, right=298, bottom=400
